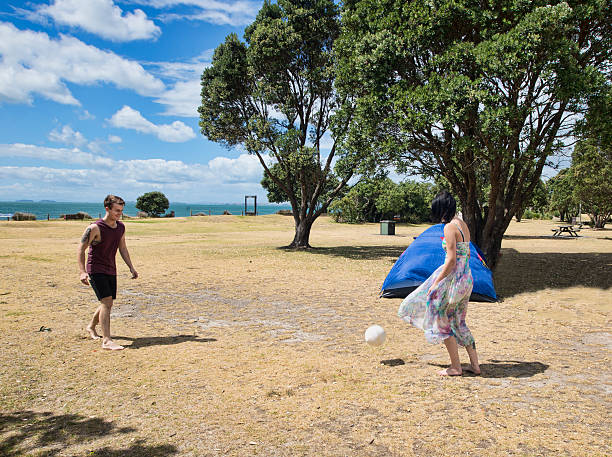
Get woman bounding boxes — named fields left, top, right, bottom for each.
left=398, top=191, right=480, bottom=376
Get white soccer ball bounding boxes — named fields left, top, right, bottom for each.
left=365, top=325, right=386, bottom=347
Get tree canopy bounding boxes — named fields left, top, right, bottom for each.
left=199, top=0, right=358, bottom=248
left=572, top=139, right=612, bottom=228
left=135, top=191, right=169, bottom=218
left=330, top=178, right=438, bottom=223
left=336, top=0, right=611, bottom=268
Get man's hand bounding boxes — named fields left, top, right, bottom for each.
left=130, top=269, right=138, bottom=279
left=80, top=272, right=89, bottom=285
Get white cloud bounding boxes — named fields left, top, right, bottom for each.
left=78, top=109, right=95, bottom=120
left=0, top=22, right=165, bottom=105
left=48, top=125, right=87, bottom=147
left=108, top=105, right=196, bottom=142
left=154, top=79, right=201, bottom=117
left=108, top=135, right=122, bottom=143
left=134, top=0, right=261, bottom=26
left=0, top=143, right=269, bottom=201
left=146, top=49, right=213, bottom=81
left=208, top=153, right=271, bottom=183
left=35, top=0, right=161, bottom=42
left=145, top=50, right=212, bottom=117
left=0, top=143, right=114, bottom=167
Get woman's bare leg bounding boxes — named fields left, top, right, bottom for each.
left=465, top=343, right=480, bottom=374
left=439, top=336, right=462, bottom=376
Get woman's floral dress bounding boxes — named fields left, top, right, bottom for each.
left=397, top=232, right=475, bottom=347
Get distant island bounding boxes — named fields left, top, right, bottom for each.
left=39, top=200, right=56, bottom=202
left=16, top=199, right=34, bottom=202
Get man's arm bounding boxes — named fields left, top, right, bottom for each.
left=77, top=224, right=99, bottom=285
left=118, top=235, right=138, bottom=279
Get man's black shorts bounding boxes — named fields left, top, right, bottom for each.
left=89, top=274, right=117, bottom=300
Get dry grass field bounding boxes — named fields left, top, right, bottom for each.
left=1, top=215, right=610, bottom=456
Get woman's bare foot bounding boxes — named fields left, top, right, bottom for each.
left=102, top=340, right=124, bottom=351
left=438, top=368, right=462, bottom=376
left=86, top=326, right=101, bottom=339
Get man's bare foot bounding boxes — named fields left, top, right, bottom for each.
left=438, top=368, right=462, bottom=376
left=86, top=326, right=101, bottom=339
left=102, top=340, right=124, bottom=351
left=464, top=365, right=481, bottom=375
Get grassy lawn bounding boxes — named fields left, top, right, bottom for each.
left=0, top=215, right=610, bottom=456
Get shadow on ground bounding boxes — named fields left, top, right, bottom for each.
left=305, top=245, right=406, bottom=261
left=495, top=250, right=612, bottom=298
left=428, top=360, right=549, bottom=378
left=116, top=334, right=217, bottom=349
left=0, top=411, right=177, bottom=457
left=381, top=358, right=406, bottom=367
left=502, top=235, right=581, bottom=240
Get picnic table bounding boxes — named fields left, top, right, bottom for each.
left=552, top=225, right=580, bottom=237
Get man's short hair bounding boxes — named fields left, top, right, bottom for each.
left=104, top=194, right=125, bottom=209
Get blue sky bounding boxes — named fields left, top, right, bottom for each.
left=0, top=0, right=268, bottom=203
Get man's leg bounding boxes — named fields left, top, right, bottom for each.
left=86, top=307, right=101, bottom=339
left=439, top=335, right=462, bottom=376
left=99, top=296, right=123, bottom=350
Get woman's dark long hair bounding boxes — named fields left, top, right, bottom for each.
left=431, top=191, right=456, bottom=223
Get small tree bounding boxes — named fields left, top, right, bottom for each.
left=572, top=139, right=612, bottom=228
left=136, top=191, right=169, bottom=218
left=376, top=181, right=437, bottom=224
left=329, top=178, right=392, bottom=223
left=516, top=179, right=549, bottom=221
left=548, top=169, right=578, bottom=222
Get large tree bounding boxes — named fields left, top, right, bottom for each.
left=199, top=0, right=356, bottom=248
left=337, top=0, right=611, bottom=268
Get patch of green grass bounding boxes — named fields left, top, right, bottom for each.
left=6, top=311, right=30, bottom=317
left=22, top=256, right=53, bottom=262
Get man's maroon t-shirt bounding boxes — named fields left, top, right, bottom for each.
left=86, top=220, right=125, bottom=275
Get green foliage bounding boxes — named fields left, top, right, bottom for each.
left=329, top=179, right=436, bottom=224
left=548, top=169, right=578, bottom=222
left=329, top=178, right=391, bottom=223
left=135, top=191, right=170, bottom=218
left=516, top=179, right=549, bottom=221
left=336, top=0, right=611, bottom=267
left=11, top=212, right=36, bottom=221
left=571, top=139, right=612, bottom=228
left=200, top=0, right=359, bottom=247
left=261, top=161, right=342, bottom=208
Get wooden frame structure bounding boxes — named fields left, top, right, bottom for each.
left=245, top=195, right=257, bottom=216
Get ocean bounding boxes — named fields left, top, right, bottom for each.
left=0, top=201, right=292, bottom=220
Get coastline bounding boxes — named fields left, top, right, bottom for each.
left=0, top=201, right=292, bottom=220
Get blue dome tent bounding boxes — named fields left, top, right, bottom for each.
left=381, top=224, right=497, bottom=302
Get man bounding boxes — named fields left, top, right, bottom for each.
left=78, top=195, right=138, bottom=350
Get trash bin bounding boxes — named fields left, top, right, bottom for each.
left=380, top=220, right=395, bottom=235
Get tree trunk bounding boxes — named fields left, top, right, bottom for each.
left=479, top=224, right=506, bottom=271
left=288, top=215, right=314, bottom=248
left=592, top=213, right=609, bottom=229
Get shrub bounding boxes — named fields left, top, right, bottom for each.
left=61, top=212, right=92, bottom=220
left=12, top=212, right=36, bottom=221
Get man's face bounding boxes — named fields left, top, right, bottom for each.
left=106, top=203, right=124, bottom=221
